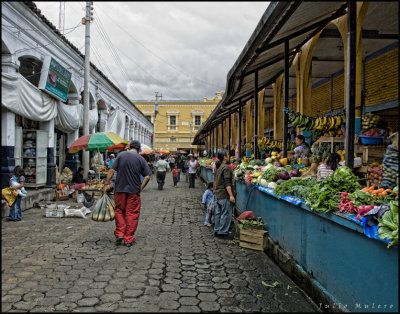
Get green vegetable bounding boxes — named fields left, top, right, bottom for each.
left=347, top=190, right=375, bottom=207
left=378, top=200, right=398, bottom=248
left=274, top=177, right=317, bottom=199
left=305, top=167, right=361, bottom=213
left=261, top=166, right=284, bottom=182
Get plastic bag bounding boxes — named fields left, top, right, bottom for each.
left=91, top=193, right=115, bottom=222
left=60, top=167, right=73, bottom=184
left=64, top=206, right=91, bottom=218
left=91, top=151, right=104, bottom=166
left=2, top=187, right=17, bottom=207
left=76, top=193, right=85, bottom=203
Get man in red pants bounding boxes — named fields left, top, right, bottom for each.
left=103, top=140, right=151, bottom=247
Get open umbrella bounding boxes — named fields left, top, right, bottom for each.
left=160, top=149, right=169, bottom=154
left=69, top=132, right=128, bottom=181
left=69, top=132, right=128, bottom=153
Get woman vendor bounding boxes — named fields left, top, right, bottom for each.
left=287, top=135, right=310, bottom=159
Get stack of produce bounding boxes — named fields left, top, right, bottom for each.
left=289, top=111, right=345, bottom=132
left=273, top=177, right=317, bottom=200
left=367, top=164, right=383, bottom=186
left=380, top=144, right=398, bottom=189
left=91, top=193, right=115, bottom=222
left=359, top=128, right=382, bottom=137
left=305, top=167, right=361, bottom=213
left=361, top=112, right=379, bottom=130
left=378, top=200, right=398, bottom=248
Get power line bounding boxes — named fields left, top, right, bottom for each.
left=94, top=5, right=216, bottom=89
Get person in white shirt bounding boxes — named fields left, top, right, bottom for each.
left=188, top=154, right=199, bottom=188
left=155, top=154, right=170, bottom=190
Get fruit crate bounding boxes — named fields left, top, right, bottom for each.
left=239, top=228, right=268, bottom=251
left=355, top=145, right=387, bottom=165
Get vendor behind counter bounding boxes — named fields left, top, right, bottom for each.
left=72, top=167, right=87, bottom=185
left=287, top=135, right=310, bottom=159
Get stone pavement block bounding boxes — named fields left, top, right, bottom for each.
left=77, top=297, right=100, bottom=307
left=83, top=288, right=104, bottom=298
left=179, top=296, right=200, bottom=306
left=199, top=301, right=221, bottom=312
left=95, top=302, right=119, bottom=312
left=55, top=301, right=78, bottom=311
left=178, top=305, right=201, bottom=312
left=158, top=299, right=180, bottom=310
left=197, top=292, right=217, bottom=302
left=220, top=305, right=243, bottom=312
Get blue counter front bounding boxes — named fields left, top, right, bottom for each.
left=233, top=179, right=398, bottom=312
left=200, top=166, right=214, bottom=184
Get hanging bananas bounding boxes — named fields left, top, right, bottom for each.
left=287, top=110, right=346, bottom=133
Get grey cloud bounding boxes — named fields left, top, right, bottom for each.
left=35, top=1, right=268, bottom=100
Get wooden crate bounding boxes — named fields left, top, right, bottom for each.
left=360, top=145, right=387, bottom=165
left=55, top=190, right=69, bottom=201
left=239, top=228, right=268, bottom=251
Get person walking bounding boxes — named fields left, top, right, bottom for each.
left=176, top=154, right=184, bottom=182
left=202, top=182, right=214, bottom=227
left=102, top=140, right=151, bottom=247
left=172, top=165, right=179, bottom=188
left=188, top=154, right=198, bottom=188
left=155, top=154, right=170, bottom=190
left=213, top=148, right=235, bottom=239
left=8, top=165, right=26, bottom=221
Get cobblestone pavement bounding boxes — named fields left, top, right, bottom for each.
left=2, top=174, right=319, bottom=312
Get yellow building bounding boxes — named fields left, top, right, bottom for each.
left=134, top=92, right=223, bottom=152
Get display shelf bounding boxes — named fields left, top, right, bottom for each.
left=314, top=137, right=345, bottom=153
left=22, top=129, right=48, bottom=188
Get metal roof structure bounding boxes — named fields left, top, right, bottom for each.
left=193, top=1, right=398, bottom=144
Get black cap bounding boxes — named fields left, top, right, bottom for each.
left=129, top=140, right=141, bottom=150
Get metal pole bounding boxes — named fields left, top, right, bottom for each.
left=228, top=111, right=232, bottom=155
left=82, top=1, right=92, bottom=180
left=238, top=101, right=242, bottom=159
left=282, top=40, right=289, bottom=158
left=216, top=123, right=219, bottom=151
left=254, top=71, right=259, bottom=159
left=345, top=0, right=356, bottom=169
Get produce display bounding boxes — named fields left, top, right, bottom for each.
left=367, top=164, right=383, bottom=186
left=273, top=177, right=317, bottom=200
left=381, top=144, right=398, bottom=189
left=377, top=200, right=398, bottom=248
left=288, top=111, right=345, bottom=132
left=361, top=112, right=380, bottom=130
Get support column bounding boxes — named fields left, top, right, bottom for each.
left=273, top=74, right=284, bottom=140
left=345, top=0, right=356, bottom=169
left=238, top=101, right=242, bottom=159
left=228, top=111, right=231, bottom=155
left=40, top=119, right=56, bottom=187
left=221, top=119, right=224, bottom=147
left=254, top=71, right=259, bottom=159
left=65, top=129, right=80, bottom=174
left=1, top=107, right=16, bottom=189
left=129, top=124, right=134, bottom=141
left=283, top=41, right=289, bottom=158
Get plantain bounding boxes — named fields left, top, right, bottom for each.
left=104, top=206, right=111, bottom=222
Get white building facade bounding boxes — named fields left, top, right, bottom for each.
left=1, top=1, right=153, bottom=188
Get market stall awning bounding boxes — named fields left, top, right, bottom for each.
left=194, top=1, right=349, bottom=142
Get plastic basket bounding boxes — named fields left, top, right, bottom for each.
left=359, top=135, right=384, bottom=145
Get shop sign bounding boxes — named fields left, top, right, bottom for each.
left=38, top=56, right=71, bottom=102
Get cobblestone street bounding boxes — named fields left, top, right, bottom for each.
left=2, top=174, right=319, bottom=312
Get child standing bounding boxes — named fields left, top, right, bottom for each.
left=172, top=165, right=179, bottom=188
left=8, top=165, right=26, bottom=221
left=202, top=182, right=214, bottom=227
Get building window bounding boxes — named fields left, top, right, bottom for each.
left=170, top=116, right=176, bottom=125
left=194, top=115, right=201, bottom=126
left=170, top=137, right=176, bottom=142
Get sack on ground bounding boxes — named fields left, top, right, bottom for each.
left=76, top=193, right=85, bottom=203
left=91, top=193, right=115, bottom=222
left=60, top=167, right=73, bottom=184
left=64, top=206, right=91, bottom=218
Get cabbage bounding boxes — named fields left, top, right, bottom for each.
left=268, top=182, right=277, bottom=189
left=280, top=171, right=290, bottom=180
left=265, top=157, right=273, bottom=164
left=272, top=174, right=280, bottom=182
left=289, top=169, right=300, bottom=177
left=260, top=179, right=268, bottom=187
left=274, top=162, right=283, bottom=167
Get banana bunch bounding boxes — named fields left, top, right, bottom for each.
left=287, top=141, right=296, bottom=150
left=289, top=111, right=345, bottom=132
left=266, top=140, right=283, bottom=149
left=257, top=137, right=269, bottom=151
left=91, top=193, right=115, bottom=222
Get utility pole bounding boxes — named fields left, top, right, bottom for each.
left=82, top=1, right=93, bottom=180
left=154, top=92, right=162, bottom=149
left=58, top=2, right=65, bottom=34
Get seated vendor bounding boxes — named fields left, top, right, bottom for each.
left=72, top=167, right=87, bottom=184
left=287, top=135, right=310, bottom=159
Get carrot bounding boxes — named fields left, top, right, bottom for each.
left=368, top=185, right=376, bottom=191
left=386, top=189, right=392, bottom=193
left=375, top=188, right=384, bottom=193
left=361, top=187, right=369, bottom=192
left=380, top=191, right=388, bottom=197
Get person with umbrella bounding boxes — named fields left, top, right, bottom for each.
left=102, top=140, right=151, bottom=247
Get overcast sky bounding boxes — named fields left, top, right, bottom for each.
left=34, top=2, right=269, bottom=101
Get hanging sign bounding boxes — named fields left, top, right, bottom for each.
left=38, top=56, right=71, bottom=102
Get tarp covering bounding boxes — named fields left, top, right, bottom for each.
left=55, top=102, right=82, bottom=133
left=106, top=109, right=126, bottom=138
left=1, top=72, right=57, bottom=121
